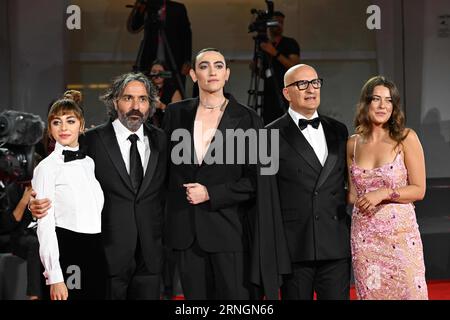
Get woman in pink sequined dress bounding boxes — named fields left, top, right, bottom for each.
left=346, top=76, right=428, bottom=300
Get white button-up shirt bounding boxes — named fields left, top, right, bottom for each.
left=112, top=119, right=150, bottom=174
left=288, top=108, right=328, bottom=166
left=33, top=142, right=104, bottom=285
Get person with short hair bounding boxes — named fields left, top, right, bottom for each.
left=260, top=11, right=300, bottom=125
left=30, top=73, right=167, bottom=300
left=33, top=98, right=105, bottom=300
left=163, top=48, right=290, bottom=299
left=266, top=64, right=351, bottom=300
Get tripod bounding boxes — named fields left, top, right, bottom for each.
left=131, top=1, right=186, bottom=98
left=247, top=37, right=287, bottom=123
left=247, top=36, right=266, bottom=116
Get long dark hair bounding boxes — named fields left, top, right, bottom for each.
left=354, top=75, right=408, bottom=145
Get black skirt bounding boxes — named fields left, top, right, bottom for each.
left=55, top=227, right=106, bottom=300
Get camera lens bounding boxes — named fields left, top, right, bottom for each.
left=0, top=115, right=11, bottom=137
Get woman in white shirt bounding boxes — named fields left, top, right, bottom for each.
left=32, top=98, right=105, bottom=300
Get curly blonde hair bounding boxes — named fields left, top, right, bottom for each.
left=354, top=76, right=408, bottom=145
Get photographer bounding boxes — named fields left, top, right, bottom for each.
left=127, top=0, right=192, bottom=96
left=0, top=109, right=45, bottom=300
left=148, top=60, right=182, bottom=127
left=260, top=11, right=300, bottom=124
left=0, top=181, right=42, bottom=300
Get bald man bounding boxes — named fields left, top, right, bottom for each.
left=266, top=64, right=351, bottom=300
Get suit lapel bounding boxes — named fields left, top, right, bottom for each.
left=315, top=116, right=339, bottom=190
left=279, top=114, right=322, bottom=173
left=201, top=96, right=241, bottom=165
left=137, top=125, right=159, bottom=198
left=98, top=122, right=134, bottom=193
left=194, top=95, right=241, bottom=167
left=217, top=95, right=242, bottom=133
left=184, top=97, right=199, bottom=166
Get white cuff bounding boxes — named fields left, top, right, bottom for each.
left=44, top=268, right=64, bottom=285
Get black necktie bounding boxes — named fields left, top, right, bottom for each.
left=62, top=150, right=86, bottom=162
left=128, top=134, right=143, bottom=192
left=298, top=117, right=321, bottom=130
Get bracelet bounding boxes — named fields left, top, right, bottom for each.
left=27, top=202, right=38, bottom=221
left=274, top=51, right=281, bottom=59
left=389, top=188, right=400, bottom=201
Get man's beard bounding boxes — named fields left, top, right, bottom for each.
left=118, top=109, right=149, bottom=132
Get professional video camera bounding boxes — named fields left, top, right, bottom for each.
left=0, top=110, right=44, bottom=186
left=247, top=0, right=280, bottom=115
left=248, top=0, right=278, bottom=42
left=147, top=70, right=172, bottom=79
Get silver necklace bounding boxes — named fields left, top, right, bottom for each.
left=200, top=98, right=228, bottom=110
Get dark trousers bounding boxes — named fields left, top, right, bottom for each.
left=281, top=258, right=351, bottom=300
left=107, top=241, right=160, bottom=300
left=176, top=241, right=250, bottom=300
left=162, top=245, right=178, bottom=296
left=56, top=227, right=106, bottom=300
left=11, top=229, right=42, bottom=298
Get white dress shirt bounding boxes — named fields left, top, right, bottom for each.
left=33, top=142, right=104, bottom=285
left=112, top=119, right=150, bottom=174
left=288, top=108, right=328, bottom=166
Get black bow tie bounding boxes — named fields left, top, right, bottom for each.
left=298, top=117, right=321, bottom=130
left=62, top=150, right=86, bottom=162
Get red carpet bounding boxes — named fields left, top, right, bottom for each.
left=349, top=280, right=450, bottom=300
left=172, top=280, right=450, bottom=300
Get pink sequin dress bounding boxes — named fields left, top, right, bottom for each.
left=350, top=143, right=428, bottom=300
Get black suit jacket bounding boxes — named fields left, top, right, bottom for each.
left=162, top=95, right=258, bottom=252
left=82, top=122, right=167, bottom=276
left=267, top=113, right=351, bottom=262
left=163, top=95, right=291, bottom=298
left=130, top=0, right=192, bottom=72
